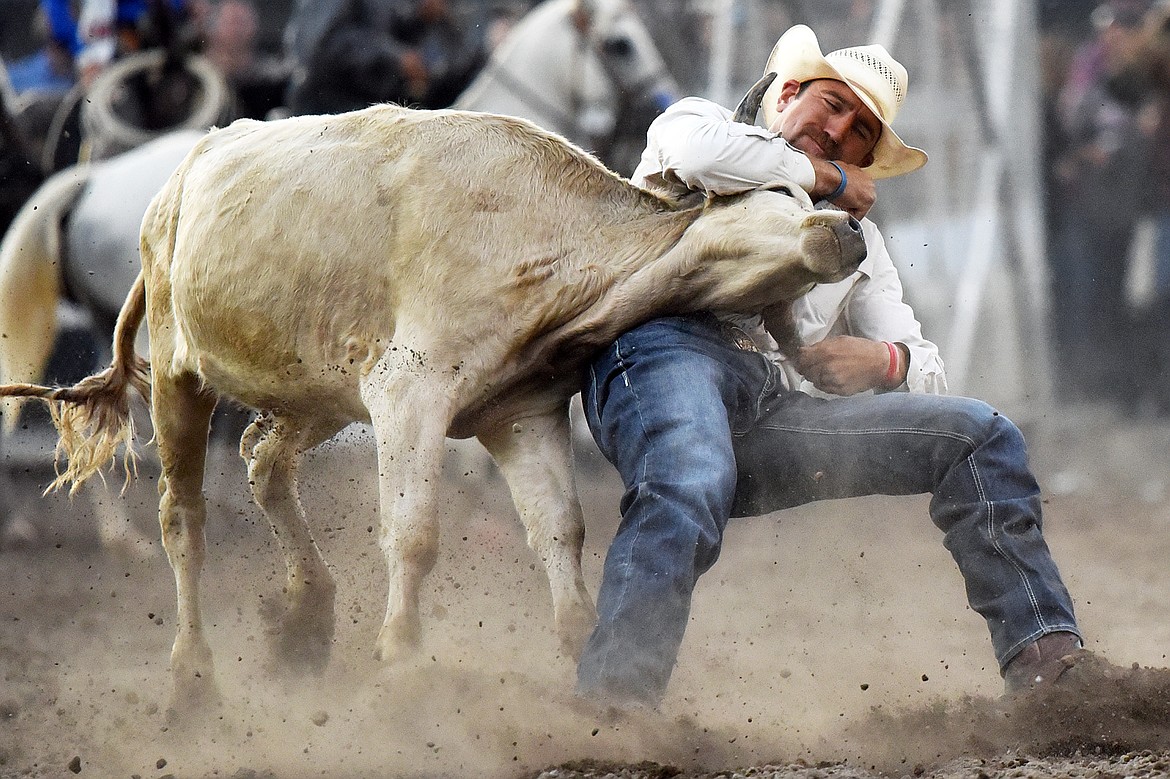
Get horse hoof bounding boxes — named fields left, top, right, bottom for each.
left=0, top=516, right=39, bottom=548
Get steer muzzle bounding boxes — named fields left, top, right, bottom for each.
left=801, top=211, right=867, bottom=282
left=834, top=215, right=866, bottom=269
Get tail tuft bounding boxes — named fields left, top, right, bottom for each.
left=45, top=353, right=151, bottom=495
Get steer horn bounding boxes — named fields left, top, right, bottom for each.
left=731, top=72, right=777, bottom=125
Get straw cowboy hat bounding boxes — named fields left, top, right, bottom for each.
left=760, top=24, right=927, bottom=179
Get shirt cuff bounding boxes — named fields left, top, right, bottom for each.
left=785, top=145, right=817, bottom=193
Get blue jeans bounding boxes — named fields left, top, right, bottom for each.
left=577, top=316, right=1080, bottom=704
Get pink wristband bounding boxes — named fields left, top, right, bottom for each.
left=884, top=341, right=900, bottom=387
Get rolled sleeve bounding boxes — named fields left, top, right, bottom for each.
left=632, top=97, right=816, bottom=196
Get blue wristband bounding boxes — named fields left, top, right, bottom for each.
left=826, top=161, right=847, bottom=201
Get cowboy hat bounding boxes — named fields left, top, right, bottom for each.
left=760, top=24, right=927, bottom=179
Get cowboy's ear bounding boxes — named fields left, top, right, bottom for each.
left=775, top=79, right=803, bottom=112
left=860, top=150, right=875, bottom=167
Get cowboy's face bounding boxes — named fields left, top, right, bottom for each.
left=769, top=78, right=880, bottom=167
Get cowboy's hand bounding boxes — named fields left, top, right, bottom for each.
left=796, top=335, right=891, bottom=396
left=811, top=158, right=875, bottom=220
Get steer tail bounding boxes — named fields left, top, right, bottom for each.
left=0, top=166, right=89, bottom=434
left=0, top=271, right=151, bottom=494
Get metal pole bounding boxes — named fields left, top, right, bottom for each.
left=707, top=0, right=735, bottom=106
left=869, top=0, right=907, bottom=48
left=946, top=150, right=1004, bottom=389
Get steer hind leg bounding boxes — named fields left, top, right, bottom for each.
left=479, top=404, right=596, bottom=660
left=153, top=369, right=220, bottom=713
left=360, top=347, right=455, bottom=664
left=240, top=412, right=344, bottom=675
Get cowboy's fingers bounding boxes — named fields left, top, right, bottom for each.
left=795, top=344, right=826, bottom=373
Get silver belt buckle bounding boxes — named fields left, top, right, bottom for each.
left=724, top=324, right=758, bottom=353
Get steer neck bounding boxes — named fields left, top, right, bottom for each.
left=448, top=202, right=703, bottom=434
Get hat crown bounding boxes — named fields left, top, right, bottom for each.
left=759, top=24, right=927, bottom=178
left=824, top=45, right=907, bottom=122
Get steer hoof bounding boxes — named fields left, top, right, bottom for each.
left=373, top=614, right=422, bottom=663
left=168, top=638, right=219, bottom=719
left=259, top=586, right=336, bottom=674
left=556, top=600, right=598, bottom=662
left=167, top=669, right=222, bottom=723
left=266, top=624, right=334, bottom=675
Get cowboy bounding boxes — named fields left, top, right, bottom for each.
left=576, top=24, right=1084, bottom=708
left=41, top=0, right=191, bottom=88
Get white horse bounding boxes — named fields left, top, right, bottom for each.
left=0, top=129, right=207, bottom=554
left=454, top=0, right=678, bottom=173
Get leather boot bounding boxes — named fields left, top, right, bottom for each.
left=1002, top=631, right=1083, bottom=696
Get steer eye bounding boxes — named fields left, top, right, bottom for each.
left=601, top=36, right=634, bottom=57
left=769, top=185, right=795, bottom=198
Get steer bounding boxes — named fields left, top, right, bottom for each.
left=0, top=98, right=865, bottom=710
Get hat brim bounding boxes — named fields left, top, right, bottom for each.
left=759, top=25, right=927, bottom=180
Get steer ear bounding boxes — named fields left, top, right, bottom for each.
left=756, top=180, right=814, bottom=208
left=701, top=179, right=810, bottom=211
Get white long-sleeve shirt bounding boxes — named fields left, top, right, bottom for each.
left=632, top=96, right=948, bottom=396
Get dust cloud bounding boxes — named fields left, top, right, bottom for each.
left=2, top=409, right=1169, bottom=778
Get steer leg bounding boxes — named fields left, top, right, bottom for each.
left=152, top=369, right=219, bottom=713
left=360, top=347, right=454, bottom=664
left=240, top=412, right=344, bottom=675
left=478, top=404, right=596, bottom=660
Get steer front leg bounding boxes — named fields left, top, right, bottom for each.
left=479, top=402, right=597, bottom=660
left=762, top=301, right=801, bottom=357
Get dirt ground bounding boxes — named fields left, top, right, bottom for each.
left=2, top=403, right=1170, bottom=779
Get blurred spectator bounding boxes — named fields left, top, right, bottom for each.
left=0, top=85, right=43, bottom=234
left=1036, top=0, right=1100, bottom=242
left=42, top=0, right=197, bottom=88
left=200, top=0, right=290, bottom=119
left=483, top=1, right=529, bottom=52
left=25, top=0, right=207, bottom=169
left=2, top=10, right=76, bottom=97
left=1, top=7, right=76, bottom=170
left=284, top=0, right=486, bottom=116
left=201, top=0, right=257, bottom=78
left=1048, top=0, right=1155, bottom=408
left=1128, top=0, right=1170, bottom=414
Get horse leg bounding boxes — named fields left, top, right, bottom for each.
left=239, top=412, right=343, bottom=674
left=478, top=403, right=596, bottom=660
left=90, top=480, right=156, bottom=559
left=0, top=427, right=26, bottom=546
left=359, top=347, right=454, bottom=664
left=152, top=369, right=219, bottom=713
